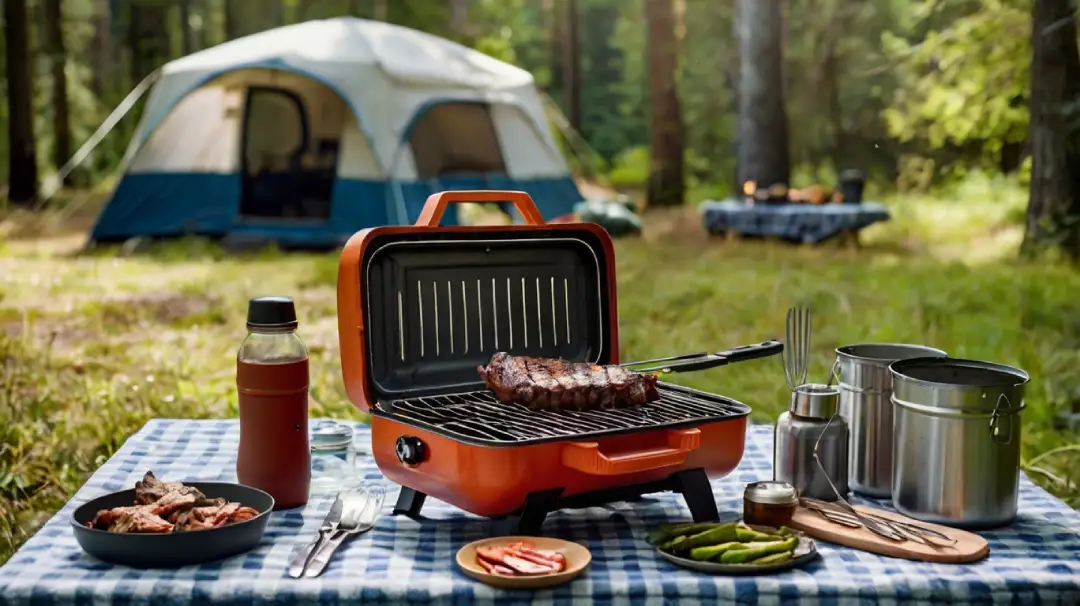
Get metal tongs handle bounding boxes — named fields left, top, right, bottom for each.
left=622, top=340, right=784, bottom=374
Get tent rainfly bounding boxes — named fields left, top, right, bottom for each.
left=91, top=17, right=582, bottom=248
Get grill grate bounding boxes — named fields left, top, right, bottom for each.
left=377, top=383, right=749, bottom=446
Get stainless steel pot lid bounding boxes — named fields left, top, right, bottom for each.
left=889, top=357, right=1029, bottom=388
left=835, top=343, right=947, bottom=366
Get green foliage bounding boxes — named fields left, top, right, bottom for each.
left=2, top=0, right=1043, bottom=195
left=882, top=0, right=1031, bottom=163
left=607, top=145, right=650, bottom=189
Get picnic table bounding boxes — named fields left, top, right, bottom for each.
left=701, top=199, right=892, bottom=245
left=1, top=419, right=1078, bottom=605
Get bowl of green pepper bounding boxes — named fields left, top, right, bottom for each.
left=647, top=521, right=819, bottom=575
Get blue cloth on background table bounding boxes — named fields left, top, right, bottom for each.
left=1, top=420, right=1078, bottom=605
left=701, top=199, right=892, bottom=244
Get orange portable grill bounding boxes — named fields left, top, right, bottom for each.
left=337, top=191, right=781, bottom=534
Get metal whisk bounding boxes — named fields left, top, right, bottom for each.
left=783, top=306, right=811, bottom=390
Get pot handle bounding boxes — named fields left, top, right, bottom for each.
left=989, top=394, right=1013, bottom=444
left=561, top=428, right=701, bottom=475
left=415, top=190, right=546, bottom=227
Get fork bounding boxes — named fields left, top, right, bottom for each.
left=302, top=485, right=385, bottom=578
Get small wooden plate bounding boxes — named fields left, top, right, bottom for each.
left=456, top=536, right=591, bottom=590
left=789, top=505, right=990, bottom=563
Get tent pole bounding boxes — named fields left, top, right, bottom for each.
left=539, top=92, right=605, bottom=183
left=35, top=69, right=162, bottom=209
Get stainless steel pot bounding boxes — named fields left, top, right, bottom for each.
left=834, top=344, right=947, bottom=497
left=889, top=357, right=1028, bottom=529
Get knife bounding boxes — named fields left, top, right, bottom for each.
left=288, top=495, right=344, bottom=578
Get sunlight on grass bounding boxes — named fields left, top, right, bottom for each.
left=0, top=177, right=1077, bottom=564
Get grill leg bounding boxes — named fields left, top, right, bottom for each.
left=490, top=488, right=563, bottom=536
left=392, top=487, right=427, bottom=518
left=671, top=468, right=720, bottom=522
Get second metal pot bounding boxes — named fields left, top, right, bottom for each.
left=834, top=344, right=947, bottom=498
left=889, top=357, right=1028, bottom=529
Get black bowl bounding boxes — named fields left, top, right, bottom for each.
left=70, top=482, right=274, bottom=568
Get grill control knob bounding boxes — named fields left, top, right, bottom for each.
left=395, top=436, right=426, bottom=466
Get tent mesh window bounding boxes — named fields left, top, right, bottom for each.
left=408, top=103, right=508, bottom=179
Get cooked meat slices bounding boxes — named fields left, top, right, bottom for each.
left=135, top=471, right=195, bottom=505
left=88, top=506, right=139, bottom=530
left=88, top=472, right=259, bottom=534
left=477, top=353, right=660, bottom=411
left=109, top=508, right=174, bottom=534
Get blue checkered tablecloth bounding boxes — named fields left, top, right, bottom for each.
left=1, top=419, right=1078, bottom=605
left=701, top=199, right=892, bottom=244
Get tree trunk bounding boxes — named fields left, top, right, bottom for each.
left=129, top=0, right=171, bottom=84
left=822, top=40, right=847, bottom=173
left=179, top=0, right=195, bottom=55
left=1022, top=0, right=1080, bottom=260
left=43, top=0, right=73, bottom=184
left=224, top=0, right=240, bottom=39
left=644, top=0, right=685, bottom=207
left=562, top=0, right=582, bottom=133
left=734, top=0, right=789, bottom=191
left=545, top=0, right=563, bottom=94
left=89, top=0, right=111, bottom=98
left=450, top=0, right=471, bottom=36
left=3, top=0, right=39, bottom=206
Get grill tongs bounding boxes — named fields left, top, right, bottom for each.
left=621, top=340, right=783, bottom=374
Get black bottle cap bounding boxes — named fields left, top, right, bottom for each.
left=246, top=296, right=298, bottom=331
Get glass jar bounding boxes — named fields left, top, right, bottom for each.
left=309, top=420, right=362, bottom=497
left=743, top=481, right=799, bottom=527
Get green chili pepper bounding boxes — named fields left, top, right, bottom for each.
left=688, top=541, right=750, bottom=561
left=749, top=551, right=794, bottom=565
left=719, top=536, right=799, bottom=564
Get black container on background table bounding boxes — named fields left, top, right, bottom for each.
left=839, top=170, right=865, bottom=204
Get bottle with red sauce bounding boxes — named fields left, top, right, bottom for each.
left=236, top=296, right=311, bottom=510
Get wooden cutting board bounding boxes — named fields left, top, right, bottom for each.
left=788, top=505, right=989, bottom=563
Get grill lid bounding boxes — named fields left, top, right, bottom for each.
left=338, top=191, right=619, bottom=410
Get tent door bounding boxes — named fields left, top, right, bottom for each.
left=239, top=86, right=335, bottom=221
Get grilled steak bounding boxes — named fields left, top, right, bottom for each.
left=477, top=352, right=660, bottom=410
left=87, top=471, right=260, bottom=534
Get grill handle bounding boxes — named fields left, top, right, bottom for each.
left=561, top=428, right=701, bottom=475
left=624, top=340, right=783, bottom=374
left=415, top=190, right=546, bottom=227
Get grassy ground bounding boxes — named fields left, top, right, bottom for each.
left=1, top=176, right=1077, bottom=564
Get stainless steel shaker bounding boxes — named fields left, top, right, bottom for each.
left=834, top=344, right=947, bottom=497
left=773, top=383, right=849, bottom=501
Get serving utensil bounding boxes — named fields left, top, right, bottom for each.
left=800, top=497, right=955, bottom=545
left=288, top=494, right=344, bottom=578
left=783, top=306, right=811, bottom=390
left=302, top=485, right=385, bottom=578
left=810, top=418, right=956, bottom=545
left=621, top=340, right=784, bottom=374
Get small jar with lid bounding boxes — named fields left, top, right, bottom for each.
left=309, top=420, right=363, bottom=497
left=743, top=481, right=799, bottom=527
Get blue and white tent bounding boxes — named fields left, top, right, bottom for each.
left=91, top=18, right=582, bottom=247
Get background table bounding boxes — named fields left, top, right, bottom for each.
left=701, top=199, right=892, bottom=244
left=1, top=419, right=1078, bottom=605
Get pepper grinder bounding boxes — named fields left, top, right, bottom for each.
left=773, top=383, right=849, bottom=501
